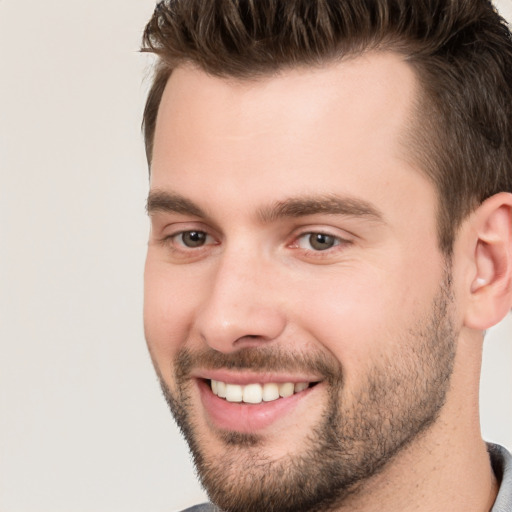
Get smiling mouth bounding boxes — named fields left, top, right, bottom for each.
left=209, top=379, right=318, bottom=404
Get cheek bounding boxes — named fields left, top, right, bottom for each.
left=143, top=257, right=199, bottom=379
left=293, top=258, right=442, bottom=381
left=294, top=273, right=386, bottom=363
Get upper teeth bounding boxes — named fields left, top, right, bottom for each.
left=211, top=380, right=310, bottom=404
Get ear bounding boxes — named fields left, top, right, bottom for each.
left=464, top=192, right=512, bottom=330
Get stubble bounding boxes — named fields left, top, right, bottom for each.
left=156, top=270, right=456, bottom=512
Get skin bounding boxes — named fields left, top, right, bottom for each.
left=144, top=52, right=511, bottom=511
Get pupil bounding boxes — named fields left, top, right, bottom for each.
left=310, top=233, right=334, bottom=250
left=183, top=231, right=206, bottom=247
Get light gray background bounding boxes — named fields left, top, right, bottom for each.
left=1, top=1, right=511, bottom=511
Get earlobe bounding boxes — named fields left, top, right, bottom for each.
left=464, top=192, right=512, bottom=330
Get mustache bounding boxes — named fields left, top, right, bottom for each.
left=174, top=346, right=344, bottom=384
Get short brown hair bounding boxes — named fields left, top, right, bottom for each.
left=141, top=0, right=512, bottom=253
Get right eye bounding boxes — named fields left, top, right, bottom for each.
left=173, top=230, right=214, bottom=248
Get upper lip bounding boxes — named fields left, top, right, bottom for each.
left=191, top=370, right=322, bottom=386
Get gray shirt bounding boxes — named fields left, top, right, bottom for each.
left=489, top=444, right=512, bottom=512
left=181, top=443, right=512, bottom=512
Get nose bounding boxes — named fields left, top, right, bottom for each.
left=194, top=248, right=286, bottom=353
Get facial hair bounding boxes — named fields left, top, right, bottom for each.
left=156, top=270, right=456, bottom=512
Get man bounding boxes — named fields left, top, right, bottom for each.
left=141, top=1, right=512, bottom=511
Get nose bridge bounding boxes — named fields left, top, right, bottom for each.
left=195, top=243, right=286, bottom=352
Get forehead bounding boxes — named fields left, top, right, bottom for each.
left=150, top=52, right=433, bottom=224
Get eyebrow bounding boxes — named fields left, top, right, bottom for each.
left=257, top=195, right=384, bottom=224
left=146, top=190, right=384, bottom=224
left=146, top=190, right=207, bottom=218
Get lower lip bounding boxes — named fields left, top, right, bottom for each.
left=197, top=380, right=315, bottom=433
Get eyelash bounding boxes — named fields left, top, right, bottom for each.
left=170, top=230, right=216, bottom=248
left=160, top=228, right=352, bottom=260
left=160, top=230, right=218, bottom=258
left=294, top=232, right=341, bottom=250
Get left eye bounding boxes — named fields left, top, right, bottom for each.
left=297, top=233, right=340, bottom=251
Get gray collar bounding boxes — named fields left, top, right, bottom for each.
left=489, top=443, right=512, bottom=511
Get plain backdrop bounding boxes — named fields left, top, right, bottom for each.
left=1, top=1, right=511, bottom=511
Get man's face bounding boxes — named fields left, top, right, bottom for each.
left=144, top=53, right=458, bottom=511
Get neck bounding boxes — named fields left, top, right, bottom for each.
left=331, top=427, right=497, bottom=512
left=332, top=336, right=498, bottom=512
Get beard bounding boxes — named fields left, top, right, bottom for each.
left=156, top=270, right=457, bottom=512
